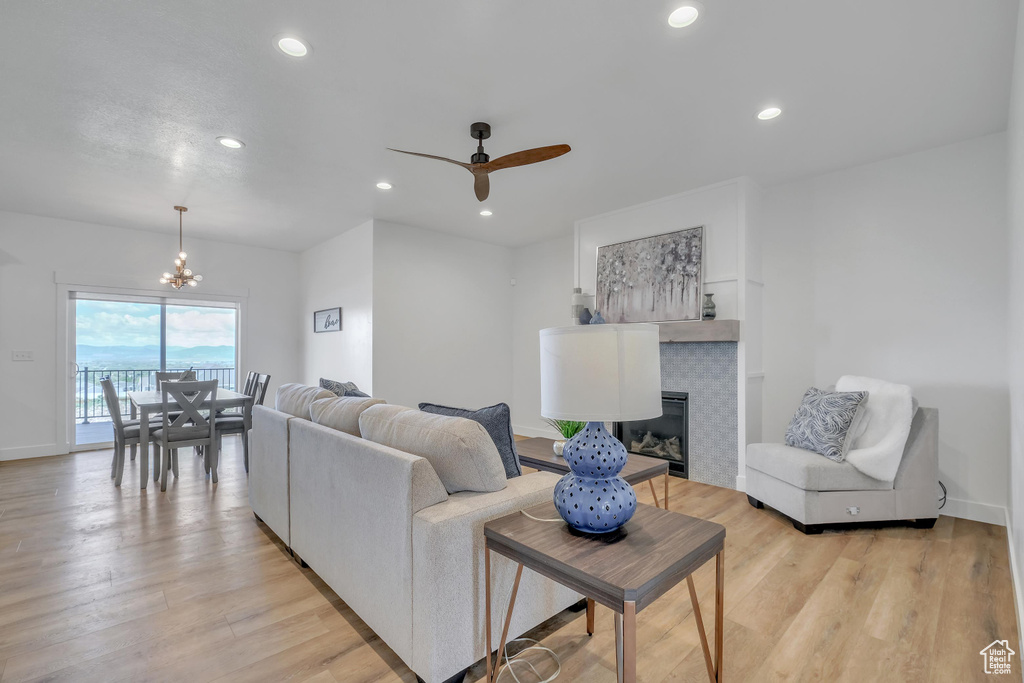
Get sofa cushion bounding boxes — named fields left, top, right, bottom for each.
left=418, top=402, right=522, bottom=479
left=746, top=442, right=893, bottom=491
left=309, top=396, right=386, bottom=437
left=785, top=387, right=867, bottom=462
left=275, top=383, right=335, bottom=419
left=359, top=404, right=507, bottom=494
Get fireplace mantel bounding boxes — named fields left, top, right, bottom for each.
left=658, top=319, right=739, bottom=343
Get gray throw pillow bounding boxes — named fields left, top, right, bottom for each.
left=320, top=377, right=367, bottom=398
left=785, top=387, right=868, bottom=462
left=418, top=402, right=522, bottom=479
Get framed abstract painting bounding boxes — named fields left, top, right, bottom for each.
left=595, top=226, right=704, bottom=323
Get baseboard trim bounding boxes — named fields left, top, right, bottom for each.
left=0, top=443, right=65, bottom=462
left=1005, top=508, right=1024, bottom=662
left=943, top=497, right=1006, bottom=526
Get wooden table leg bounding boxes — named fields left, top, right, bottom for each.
left=622, top=601, right=636, bottom=683
left=139, top=407, right=149, bottom=490
left=615, top=612, right=623, bottom=683
left=648, top=480, right=661, bottom=509
left=586, top=598, right=595, bottom=636
left=485, top=549, right=492, bottom=683
left=491, top=563, right=524, bottom=683
left=715, top=550, right=724, bottom=682
left=664, top=472, right=670, bottom=510
left=688, top=575, right=716, bottom=683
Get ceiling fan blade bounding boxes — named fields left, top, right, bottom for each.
left=474, top=173, right=490, bottom=202
left=482, top=144, right=571, bottom=172
left=387, top=148, right=473, bottom=170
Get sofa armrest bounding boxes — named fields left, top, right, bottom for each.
left=249, top=405, right=292, bottom=546
left=410, top=473, right=582, bottom=683
left=893, top=407, right=939, bottom=518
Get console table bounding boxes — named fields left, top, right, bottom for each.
left=515, top=437, right=672, bottom=510
left=484, top=502, right=726, bottom=682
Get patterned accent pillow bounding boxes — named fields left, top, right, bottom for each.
left=785, top=387, right=868, bottom=462
left=319, top=378, right=365, bottom=397
left=418, top=402, right=522, bottom=479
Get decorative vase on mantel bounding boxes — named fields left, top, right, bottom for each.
left=702, top=293, right=717, bottom=320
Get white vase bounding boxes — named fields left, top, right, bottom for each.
left=553, top=440, right=566, bottom=456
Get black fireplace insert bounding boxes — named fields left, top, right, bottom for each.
left=613, top=391, right=688, bottom=477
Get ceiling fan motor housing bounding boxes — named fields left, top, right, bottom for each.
left=470, top=122, right=491, bottom=163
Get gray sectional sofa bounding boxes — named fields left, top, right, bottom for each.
left=248, top=383, right=579, bottom=683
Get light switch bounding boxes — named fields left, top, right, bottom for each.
left=12, top=351, right=33, bottom=361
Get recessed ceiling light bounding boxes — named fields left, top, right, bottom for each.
left=376, top=182, right=392, bottom=190
left=276, top=36, right=310, bottom=58
left=757, top=107, right=782, bottom=120
left=668, top=3, right=702, bottom=28
left=217, top=136, right=245, bottom=149
left=480, top=210, right=493, bottom=216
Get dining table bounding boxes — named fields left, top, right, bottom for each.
left=127, top=388, right=253, bottom=490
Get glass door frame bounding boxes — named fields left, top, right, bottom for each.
left=56, top=281, right=246, bottom=453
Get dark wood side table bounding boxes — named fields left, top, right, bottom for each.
left=516, top=437, right=672, bottom=510
left=484, top=502, right=726, bottom=683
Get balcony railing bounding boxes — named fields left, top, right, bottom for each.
left=76, top=367, right=236, bottom=423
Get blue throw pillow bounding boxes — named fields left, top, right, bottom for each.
left=418, top=402, right=522, bottom=479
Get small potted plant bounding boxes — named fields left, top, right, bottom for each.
left=544, top=418, right=587, bottom=456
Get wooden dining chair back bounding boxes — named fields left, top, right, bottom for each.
left=241, top=371, right=258, bottom=396
left=253, top=373, right=271, bottom=406
left=154, top=370, right=197, bottom=389
left=101, top=377, right=149, bottom=487
left=153, top=379, right=219, bottom=491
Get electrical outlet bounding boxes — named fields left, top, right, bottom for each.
left=11, top=351, right=33, bottom=362
left=846, top=506, right=860, bottom=516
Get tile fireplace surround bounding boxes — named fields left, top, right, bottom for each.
left=661, top=341, right=738, bottom=488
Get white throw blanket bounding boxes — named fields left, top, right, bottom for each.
left=835, top=375, right=914, bottom=482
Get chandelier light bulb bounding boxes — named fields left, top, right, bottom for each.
left=159, top=277, right=168, bottom=284
left=183, top=268, right=192, bottom=276
left=194, top=274, right=203, bottom=281
left=188, top=280, right=198, bottom=287
left=179, top=251, right=187, bottom=259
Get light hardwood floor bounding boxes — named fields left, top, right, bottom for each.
left=0, top=440, right=1017, bottom=682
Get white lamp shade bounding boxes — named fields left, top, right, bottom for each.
left=540, top=323, right=662, bottom=422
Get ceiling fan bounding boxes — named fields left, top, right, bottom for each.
left=388, top=122, right=570, bottom=202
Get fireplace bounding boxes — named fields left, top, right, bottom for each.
left=614, top=391, right=689, bottom=477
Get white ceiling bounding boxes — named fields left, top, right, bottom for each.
left=0, top=0, right=1017, bottom=251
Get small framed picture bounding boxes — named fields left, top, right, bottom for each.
left=313, top=307, right=342, bottom=333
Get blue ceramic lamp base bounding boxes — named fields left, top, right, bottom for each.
left=553, top=421, right=637, bottom=534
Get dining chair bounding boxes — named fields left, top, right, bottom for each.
left=151, top=379, right=220, bottom=491
left=217, top=373, right=271, bottom=473
left=100, top=377, right=153, bottom=487
left=154, top=369, right=197, bottom=389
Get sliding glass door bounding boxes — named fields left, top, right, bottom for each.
left=72, top=293, right=238, bottom=448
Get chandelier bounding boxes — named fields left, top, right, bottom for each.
left=160, top=206, right=203, bottom=289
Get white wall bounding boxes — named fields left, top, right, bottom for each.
left=0, top=209, right=301, bottom=460
left=510, top=234, right=575, bottom=437
left=300, top=220, right=373, bottom=393
left=763, top=132, right=1009, bottom=524
left=1006, top=0, right=1024, bottom=631
left=371, top=221, right=514, bottom=410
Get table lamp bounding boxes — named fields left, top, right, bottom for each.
left=539, top=323, right=662, bottom=533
